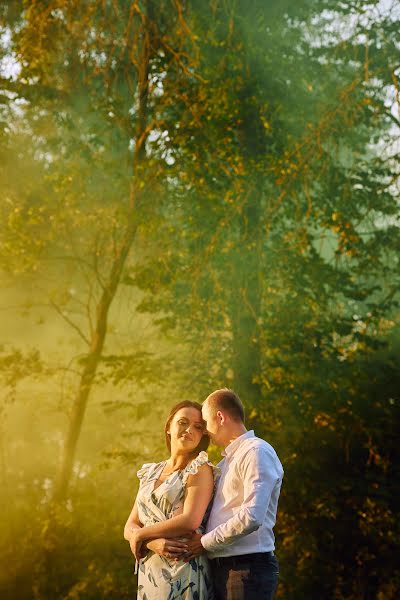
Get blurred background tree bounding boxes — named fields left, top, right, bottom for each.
left=0, top=0, right=399, bottom=598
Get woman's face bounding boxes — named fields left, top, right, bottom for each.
left=167, top=407, right=206, bottom=454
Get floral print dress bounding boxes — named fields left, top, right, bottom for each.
left=135, top=451, right=217, bottom=600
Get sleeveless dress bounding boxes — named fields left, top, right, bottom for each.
left=135, top=451, right=217, bottom=600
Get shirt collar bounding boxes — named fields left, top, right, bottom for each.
left=222, top=430, right=255, bottom=457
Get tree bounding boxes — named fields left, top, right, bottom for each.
left=1, top=0, right=399, bottom=597
left=1, top=0, right=218, bottom=502
left=130, top=1, right=400, bottom=596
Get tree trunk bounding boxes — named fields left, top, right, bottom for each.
left=53, top=221, right=138, bottom=501
left=230, top=200, right=263, bottom=409
left=230, top=79, right=266, bottom=409
left=53, top=4, right=153, bottom=502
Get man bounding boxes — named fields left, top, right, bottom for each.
left=185, top=388, right=284, bottom=600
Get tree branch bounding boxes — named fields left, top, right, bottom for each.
left=50, top=301, right=90, bottom=346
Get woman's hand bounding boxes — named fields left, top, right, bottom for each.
left=128, top=529, right=145, bottom=561
left=146, top=537, right=189, bottom=560
left=123, top=499, right=144, bottom=558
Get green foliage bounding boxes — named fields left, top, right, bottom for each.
left=0, top=0, right=399, bottom=598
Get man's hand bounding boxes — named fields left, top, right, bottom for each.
left=146, top=537, right=188, bottom=560
left=181, top=532, right=205, bottom=562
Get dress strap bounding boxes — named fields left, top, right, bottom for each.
left=182, top=451, right=219, bottom=484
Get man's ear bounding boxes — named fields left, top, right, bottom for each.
left=216, top=410, right=224, bottom=425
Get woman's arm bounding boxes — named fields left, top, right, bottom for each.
left=123, top=500, right=142, bottom=541
left=124, top=495, right=188, bottom=560
left=133, top=464, right=213, bottom=544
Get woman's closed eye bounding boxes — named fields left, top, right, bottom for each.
left=178, top=419, right=204, bottom=432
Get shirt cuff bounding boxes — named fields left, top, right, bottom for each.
left=200, top=532, right=217, bottom=552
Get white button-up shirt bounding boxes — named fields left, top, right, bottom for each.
left=201, top=430, right=284, bottom=557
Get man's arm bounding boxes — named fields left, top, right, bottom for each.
left=201, top=447, right=281, bottom=553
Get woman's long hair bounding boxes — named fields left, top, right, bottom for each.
left=164, top=400, right=210, bottom=454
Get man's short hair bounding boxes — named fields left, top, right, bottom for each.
left=205, top=388, right=245, bottom=423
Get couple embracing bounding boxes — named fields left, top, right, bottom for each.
left=124, top=388, right=284, bottom=600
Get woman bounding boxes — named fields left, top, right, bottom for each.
left=124, top=400, right=217, bottom=599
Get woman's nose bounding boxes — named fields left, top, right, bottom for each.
left=185, top=423, right=193, bottom=434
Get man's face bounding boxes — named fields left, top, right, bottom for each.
left=201, top=400, right=221, bottom=445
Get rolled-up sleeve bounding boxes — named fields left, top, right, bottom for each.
left=201, top=447, right=280, bottom=552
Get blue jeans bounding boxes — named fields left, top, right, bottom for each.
left=210, top=552, right=279, bottom=600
